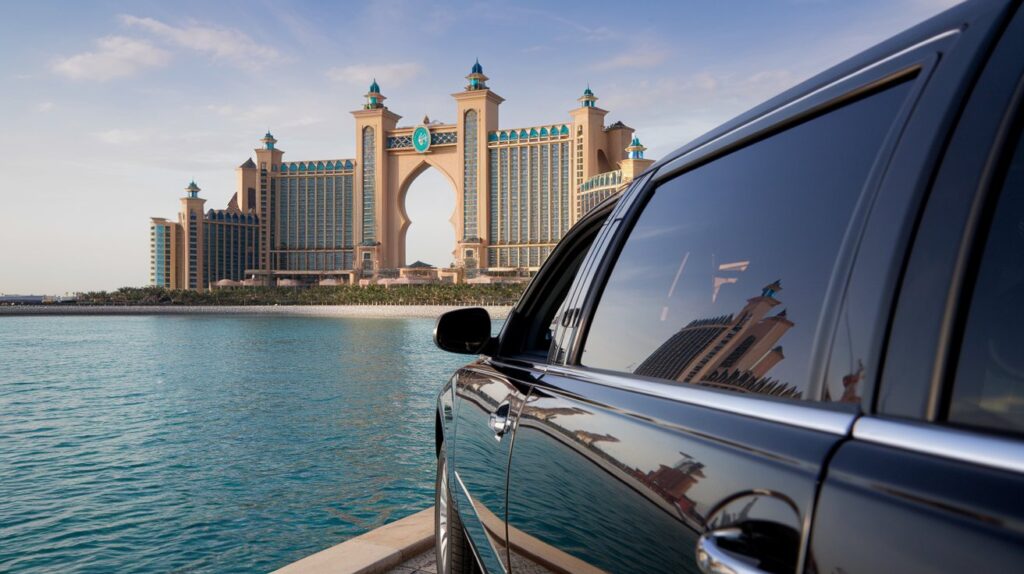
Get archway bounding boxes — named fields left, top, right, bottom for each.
left=399, top=165, right=457, bottom=268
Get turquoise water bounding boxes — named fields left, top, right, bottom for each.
left=0, top=315, right=470, bottom=573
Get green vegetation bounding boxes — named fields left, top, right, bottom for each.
left=75, top=284, right=527, bottom=307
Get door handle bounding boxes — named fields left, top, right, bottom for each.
left=488, top=402, right=512, bottom=440
left=696, top=527, right=767, bottom=574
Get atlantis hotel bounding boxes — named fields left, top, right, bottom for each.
left=150, top=61, right=654, bottom=290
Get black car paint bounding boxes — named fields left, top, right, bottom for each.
left=435, top=1, right=1024, bottom=572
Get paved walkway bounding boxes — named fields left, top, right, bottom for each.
left=271, top=508, right=434, bottom=574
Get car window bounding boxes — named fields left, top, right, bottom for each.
left=580, top=80, right=913, bottom=402
left=948, top=125, right=1024, bottom=434
left=504, top=211, right=606, bottom=359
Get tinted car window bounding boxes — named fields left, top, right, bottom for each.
left=581, top=81, right=912, bottom=401
left=949, top=126, right=1024, bottom=434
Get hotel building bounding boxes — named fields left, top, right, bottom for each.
left=150, top=61, right=654, bottom=290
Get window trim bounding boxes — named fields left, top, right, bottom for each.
left=565, top=47, right=939, bottom=410
left=853, top=416, right=1024, bottom=474
left=544, top=363, right=855, bottom=436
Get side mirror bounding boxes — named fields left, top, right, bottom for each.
left=435, top=307, right=493, bottom=355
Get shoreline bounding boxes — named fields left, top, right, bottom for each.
left=0, top=304, right=513, bottom=319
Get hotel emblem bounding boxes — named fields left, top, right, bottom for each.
left=412, top=125, right=431, bottom=153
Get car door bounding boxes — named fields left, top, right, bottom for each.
left=504, top=42, right=935, bottom=573
left=449, top=205, right=613, bottom=573
left=811, top=6, right=1024, bottom=572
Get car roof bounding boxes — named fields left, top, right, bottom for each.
left=647, top=0, right=1003, bottom=173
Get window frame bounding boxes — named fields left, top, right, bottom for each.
left=879, top=3, right=1024, bottom=422
left=494, top=199, right=617, bottom=362
left=943, top=113, right=1024, bottom=435
left=563, top=40, right=945, bottom=410
left=940, top=87, right=1024, bottom=435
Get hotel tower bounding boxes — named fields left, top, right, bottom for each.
left=150, top=61, right=654, bottom=290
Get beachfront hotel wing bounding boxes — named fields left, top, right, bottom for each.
left=149, top=61, right=655, bottom=290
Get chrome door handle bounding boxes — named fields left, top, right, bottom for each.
left=696, top=528, right=766, bottom=574
left=488, top=402, right=512, bottom=439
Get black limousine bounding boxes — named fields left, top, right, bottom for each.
left=432, top=1, right=1024, bottom=572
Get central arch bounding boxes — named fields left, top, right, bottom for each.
left=395, top=158, right=459, bottom=268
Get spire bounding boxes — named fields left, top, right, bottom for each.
left=185, top=180, right=201, bottom=198
left=260, top=131, right=277, bottom=150
left=364, top=78, right=386, bottom=109
left=579, top=83, right=598, bottom=108
left=761, top=280, right=782, bottom=298
left=465, top=59, right=488, bottom=91
left=626, top=135, right=646, bottom=159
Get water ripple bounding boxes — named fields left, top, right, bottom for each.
left=0, top=315, right=475, bottom=573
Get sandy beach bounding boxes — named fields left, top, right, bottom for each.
left=0, top=305, right=513, bottom=319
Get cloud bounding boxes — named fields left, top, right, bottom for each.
left=693, top=72, right=718, bottom=92
left=52, top=36, right=170, bottom=81
left=95, top=129, right=145, bottom=144
left=326, top=63, right=423, bottom=88
left=591, top=49, right=668, bottom=71
left=36, top=102, right=56, bottom=113
left=119, top=15, right=279, bottom=69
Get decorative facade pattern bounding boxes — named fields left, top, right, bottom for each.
left=361, top=126, right=376, bottom=244
left=463, top=110, right=478, bottom=240
left=276, top=172, right=355, bottom=271
left=485, top=127, right=572, bottom=268
left=203, top=211, right=259, bottom=285
left=577, top=169, right=624, bottom=218
left=149, top=220, right=176, bottom=288
left=386, top=131, right=457, bottom=150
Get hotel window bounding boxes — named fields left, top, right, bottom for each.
left=509, top=148, right=518, bottom=244
left=560, top=142, right=570, bottom=235
left=501, top=148, right=509, bottom=244
left=362, top=127, right=377, bottom=242
left=489, top=149, right=499, bottom=245
left=463, top=110, right=479, bottom=240
left=540, top=144, right=550, bottom=242
left=317, top=176, right=327, bottom=249
left=530, top=145, right=539, bottom=243
left=518, top=147, right=528, bottom=244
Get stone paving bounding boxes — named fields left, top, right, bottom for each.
left=385, top=550, right=437, bottom=574
left=386, top=551, right=555, bottom=574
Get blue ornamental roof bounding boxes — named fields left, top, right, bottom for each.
left=471, top=59, right=483, bottom=74
left=369, top=78, right=380, bottom=93
left=583, top=85, right=594, bottom=97
left=631, top=136, right=641, bottom=146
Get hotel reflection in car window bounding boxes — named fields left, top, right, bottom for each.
left=581, top=80, right=914, bottom=402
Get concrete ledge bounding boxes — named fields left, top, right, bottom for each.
left=271, top=507, right=434, bottom=574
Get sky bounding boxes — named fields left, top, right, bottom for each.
left=0, top=0, right=961, bottom=295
